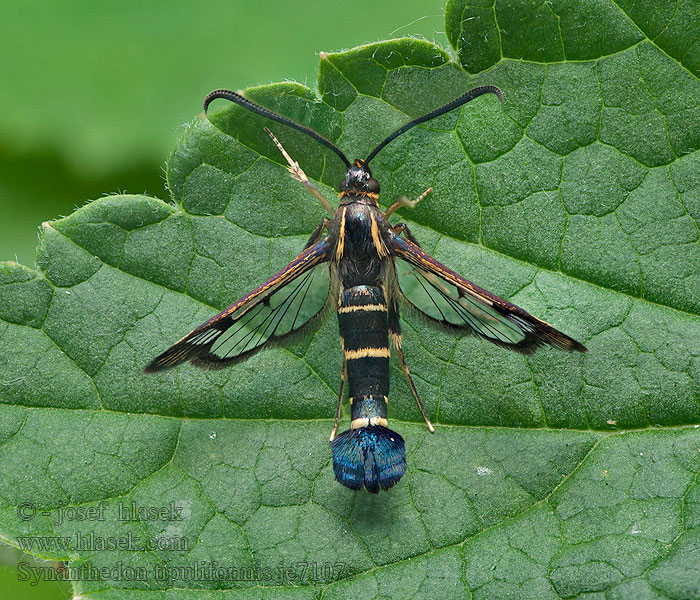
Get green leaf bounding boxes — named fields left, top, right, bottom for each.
left=2, top=5, right=700, bottom=598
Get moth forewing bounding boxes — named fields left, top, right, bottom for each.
left=387, top=231, right=587, bottom=354
left=145, top=238, right=333, bottom=372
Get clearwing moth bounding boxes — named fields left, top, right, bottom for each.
left=146, top=86, right=586, bottom=493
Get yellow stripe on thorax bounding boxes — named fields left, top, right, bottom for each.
left=369, top=212, right=389, bottom=259
left=335, top=207, right=346, bottom=262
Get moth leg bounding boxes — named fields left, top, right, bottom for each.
left=391, top=222, right=422, bottom=248
left=264, top=127, right=334, bottom=215
left=384, top=187, right=432, bottom=218
left=389, top=300, right=435, bottom=433
left=329, top=358, right=346, bottom=441
left=304, top=217, right=332, bottom=249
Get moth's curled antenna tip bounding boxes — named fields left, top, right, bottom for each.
left=474, top=85, right=503, bottom=102
left=201, top=86, right=351, bottom=169
left=319, top=51, right=328, bottom=60
left=203, top=89, right=251, bottom=113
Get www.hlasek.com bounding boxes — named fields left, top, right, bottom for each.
left=17, top=531, right=188, bottom=553
left=17, top=560, right=347, bottom=586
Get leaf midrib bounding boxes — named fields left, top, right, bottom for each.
left=7, top=404, right=700, bottom=437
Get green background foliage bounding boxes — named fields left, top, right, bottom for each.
left=0, top=0, right=446, bottom=266
left=2, top=1, right=700, bottom=598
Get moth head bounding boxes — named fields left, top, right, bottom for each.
left=339, top=160, right=380, bottom=195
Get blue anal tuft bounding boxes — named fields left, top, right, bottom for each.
left=331, top=425, right=406, bottom=493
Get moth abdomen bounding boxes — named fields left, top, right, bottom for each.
left=333, top=284, right=406, bottom=492
left=338, top=285, right=390, bottom=400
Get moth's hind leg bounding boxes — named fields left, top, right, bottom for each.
left=264, top=127, right=334, bottom=215
left=384, top=187, right=432, bottom=218
left=329, top=358, right=346, bottom=442
left=389, top=299, right=435, bottom=433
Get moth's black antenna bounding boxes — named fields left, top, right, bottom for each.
left=204, top=89, right=351, bottom=169
left=364, top=86, right=503, bottom=165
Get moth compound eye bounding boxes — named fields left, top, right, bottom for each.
left=367, top=178, right=380, bottom=193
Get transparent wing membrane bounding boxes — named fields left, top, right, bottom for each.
left=396, top=260, right=534, bottom=347
left=389, top=233, right=586, bottom=354
left=192, top=265, right=329, bottom=366
left=145, top=238, right=332, bottom=371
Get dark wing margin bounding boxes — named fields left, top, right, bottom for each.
left=388, top=232, right=586, bottom=354
left=145, top=238, right=332, bottom=372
